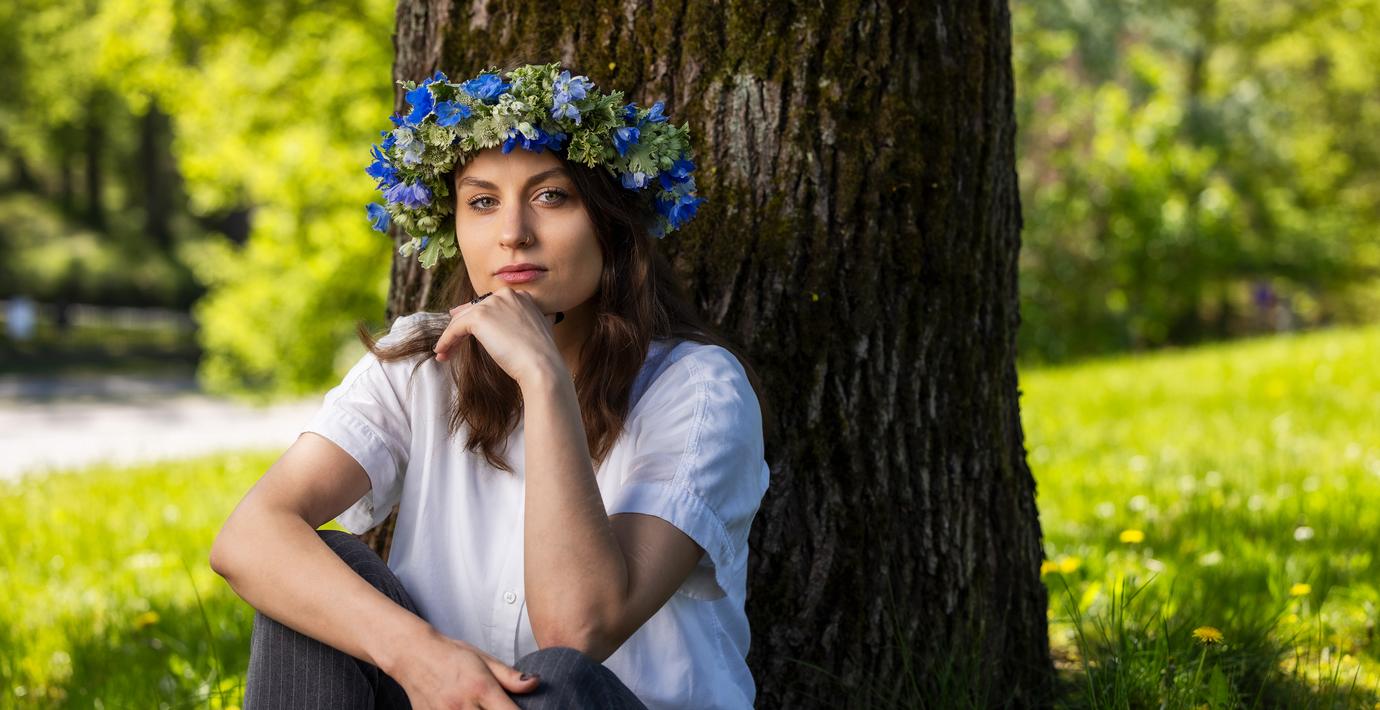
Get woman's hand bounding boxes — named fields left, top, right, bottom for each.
left=390, top=632, right=541, bottom=709
left=434, top=287, right=563, bottom=386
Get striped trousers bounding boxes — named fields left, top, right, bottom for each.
left=242, top=529, right=648, bottom=709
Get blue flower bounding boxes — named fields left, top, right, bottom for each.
left=420, top=235, right=431, bottom=251
left=553, top=70, right=591, bottom=102
left=622, top=103, right=638, bottom=122
left=366, top=203, right=391, bottom=232
left=388, top=113, right=404, bottom=128
left=551, top=101, right=582, bottom=125
left=404, top=84, right=435, bottom=126
left=366, top=146, right=399, bottom=188
left=668, top=194, right=705, bottom=228
left=654, top=189, right=705, bottom=229
left=383, top=181, right=432, bottom=209
left=400, top=139, right=424, bottom=166
left=612, top=126, right=640, bottom=156
left=426, top=70, right=448, bottom=85
left=501, top=126, right=567, bottom=154
left=434, top=101, right=472, bottom=127
left=380, top=130, right=396, bottom=150
left=657, top=157, right=696, bottom=190
left=462, top=73, right=511, bottom=103
left=620, top=170, right=651, bottom=189
left=643, top=100, right=668, bottom=123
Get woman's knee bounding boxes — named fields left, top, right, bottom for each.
left=317, top=529, right=387, bottom=576
left=514, top=646, right=600, bottom=684
left=316, top=529, right=420, bottom=613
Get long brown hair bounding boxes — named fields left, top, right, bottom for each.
left=353, top=146, right=772, bottom=473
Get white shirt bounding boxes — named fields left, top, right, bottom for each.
left=301, top=311, right=770, bottom=709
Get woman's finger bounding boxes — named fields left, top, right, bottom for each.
left=436, top=307, right=477, bottom=361
left=476, top=651, right=541, bottom=696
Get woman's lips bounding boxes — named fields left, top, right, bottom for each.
left=496, top=269, right=546, bottom=284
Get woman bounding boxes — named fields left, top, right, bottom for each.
left=210, top=62, right=773, bottom=709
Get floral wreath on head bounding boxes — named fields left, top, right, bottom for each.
left=363, top=61, right=707, bottom=269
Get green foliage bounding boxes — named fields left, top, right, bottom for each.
left=0, top=194, right=200, bottom=307
left=3, top=0, right=400, bottom=397
left=1015, top=0, right=1380, bottom=364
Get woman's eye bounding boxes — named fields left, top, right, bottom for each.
left=466, top=189, right=567, bottom=212
left=537, top=188, right=568, bottom=205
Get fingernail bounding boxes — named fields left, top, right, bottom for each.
left=520, top=672, right=540, bottom=681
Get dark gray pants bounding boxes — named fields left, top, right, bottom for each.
left=242, top=529, right=648, bottom=709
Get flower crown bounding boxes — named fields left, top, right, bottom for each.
left=364, top=62, right=707, bottom=269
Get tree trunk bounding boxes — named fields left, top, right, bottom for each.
left=363, top=1, right=1053, bottom=705
left=84, top=93, right=107, bottom=231
left=139, top=101, right=174, bottom=252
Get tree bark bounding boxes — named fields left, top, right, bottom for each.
left=364, top=1, right=1053, bottom=705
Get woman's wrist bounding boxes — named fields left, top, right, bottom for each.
left=517, top=355, right=572, bottom=394
left=373, top=612, right=446, bottom=680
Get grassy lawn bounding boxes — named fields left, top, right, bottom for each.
left=1, top=324, right=1378, bottom=707
left=1029, top=324, right=1380, bottom=707
left=0, top=450, right=349, bottom=707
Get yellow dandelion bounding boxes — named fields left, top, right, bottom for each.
left=1119, top=529, right=1145, bottom=544
left=133, top=610, right=160, bottom=631
left=1191, top=626, right=1223, bottom=646
left=1059, top=556, right=1082, bottom=574
left=1040, top=560, right=1059, bottom=576
left=1289, top=583, right=1311, bottom=597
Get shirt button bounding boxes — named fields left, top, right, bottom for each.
left=503, top=591, right=517, bottom=604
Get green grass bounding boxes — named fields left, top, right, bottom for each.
left=1, top=324, right=1378, bottom=707
left=0, top=450, right=349, bottom=707
left=1026, top=323, right=1380, bottom=708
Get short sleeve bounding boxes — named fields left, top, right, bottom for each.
left=303, top=312, right=428, bottom=534
left=607, top=345, right=771, bottom=601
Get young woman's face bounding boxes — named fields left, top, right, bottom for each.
left=453, top=147, right=603, bottom=315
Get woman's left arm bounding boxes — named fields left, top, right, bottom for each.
left=433, top=288, right=706, bottom=662
left=519, top=366, right=705, bottom=663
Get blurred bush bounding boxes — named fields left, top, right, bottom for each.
left=1015, top=0, right=1380, bottom=363
left=1, top=0, right=396, bottom=399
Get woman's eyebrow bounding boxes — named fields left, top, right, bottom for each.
left=458, top=168, right=572, bottom=190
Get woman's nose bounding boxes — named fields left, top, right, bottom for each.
left=498, top=202, right=536, bottom=247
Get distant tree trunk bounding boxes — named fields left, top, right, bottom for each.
left=58, top=131, right=75, bottom=214
left=84, top=92, right=107, bottom=230
left=363, top=1, right=1053, bottom=705
left=11, top=153, right=35, bottom=191
left=139, top=101, right=174, bottom=252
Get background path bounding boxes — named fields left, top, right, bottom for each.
left=0, top=373, right=322, bottom=482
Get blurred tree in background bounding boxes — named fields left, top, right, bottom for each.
left=1015, top=0, right=1380, bottom=363
left=2, top=0, right=1378, bottom=390
left=0, top=0, right=395, bottom=398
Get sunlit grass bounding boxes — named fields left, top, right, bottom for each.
left=1024, top=323, right=1380, bottom=707
left=0, top=449, right=348, bottom=707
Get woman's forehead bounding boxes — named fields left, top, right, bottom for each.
left=457, top=147, right=568, bottom=185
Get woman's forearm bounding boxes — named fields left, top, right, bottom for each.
left=210, top=508, right=438, bottom=678
left=520, top=366, right=629, bottom=653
